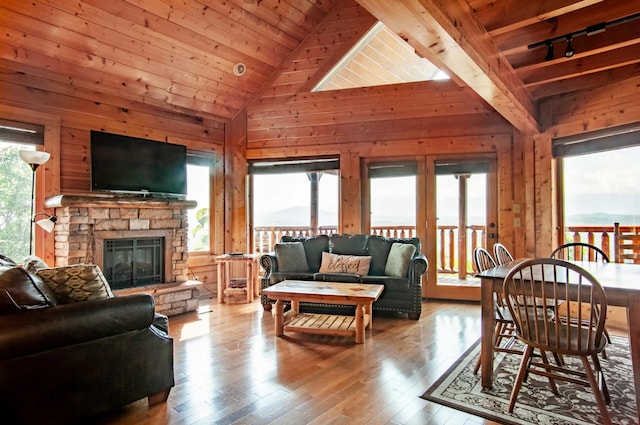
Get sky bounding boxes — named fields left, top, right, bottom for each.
left=252, top=144, right=640, bottom=228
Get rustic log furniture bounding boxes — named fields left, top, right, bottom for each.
left=478, top=260, right=640, bottom=422
left=215, top=253, right=261, bottom=304
left=262, top=280, right=384, bottom=343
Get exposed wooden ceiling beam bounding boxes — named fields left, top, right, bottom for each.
left=356, top=0, right=540, bottom=133
left=520, top=44, right=640, bottom=86
left=475, top=0, right=603, bottom=36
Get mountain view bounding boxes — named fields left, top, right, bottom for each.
left=253, top=145, right=640, bottom=229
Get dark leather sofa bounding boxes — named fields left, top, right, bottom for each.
left=260, top=234, right=428, bottom=319
left=0, top=264, right=174, bottom=425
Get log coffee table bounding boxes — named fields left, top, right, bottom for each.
left=262, top=280, right=384, bottom=343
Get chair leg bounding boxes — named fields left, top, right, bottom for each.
left=508, top=345, right=534, bottom=412
left=539, top=350, right=559, bottom=394
left=591, top=353, right=610, bottom=404
left=580, top=356, right=612, bottom=425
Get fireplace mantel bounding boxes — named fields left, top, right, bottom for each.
left=45, top=193, right=197, bottom=210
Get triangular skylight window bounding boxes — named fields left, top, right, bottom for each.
left=313, top=21, right=449, bottom=92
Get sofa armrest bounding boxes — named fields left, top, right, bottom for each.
left=408, top=254, right=428, bottom=281
left=260, top=254, right=277, bottom=280
left=0, top=293, right=156, bottom=361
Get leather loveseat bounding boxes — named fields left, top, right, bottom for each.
left=0, top=263, right=174, bottom=425
left=260, top=234, right=428, bottom=319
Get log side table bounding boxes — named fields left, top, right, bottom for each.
left=214, top=253, right=261, bottom=304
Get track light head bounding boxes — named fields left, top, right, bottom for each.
left=564, top=36, right=575, bottom=58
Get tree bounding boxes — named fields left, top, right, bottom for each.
left=0, top=144, right=32, bottom=261
left=188, top=206, right=210, bottom=251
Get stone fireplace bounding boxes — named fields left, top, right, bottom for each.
left=45, top=193, right=201, bottom=315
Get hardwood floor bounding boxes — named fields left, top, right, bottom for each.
left=94, top=298, right=501, bottom=425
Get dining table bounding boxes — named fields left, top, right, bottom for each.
left=477, top=259, right=640, bottom=420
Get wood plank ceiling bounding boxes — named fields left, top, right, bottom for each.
left=1, top=0, right=639, bottom=131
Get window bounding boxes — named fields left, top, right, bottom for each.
left=250, top=158, right=339, bottom=252
left=368, top=162, right=416, bottom=237
left=0, top=119, right=45, bottom=261
left=186, top=153, right=214, bottom=252
left=555, top=124, right=640, bottom=257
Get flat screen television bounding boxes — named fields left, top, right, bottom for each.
left=90, top=130, right=187, bottom=198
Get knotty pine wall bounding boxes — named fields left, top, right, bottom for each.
left=244, top=72, right=640, bottom=299
left=3, top=66, right=639, bottom=303
left=244, top=79, right=534, bottom=298
left=0, top=73, right=226, bottom=296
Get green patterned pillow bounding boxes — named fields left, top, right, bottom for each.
left=36, top=264, right=114, bottom=304
left=385, top=243, right=417, bottom=277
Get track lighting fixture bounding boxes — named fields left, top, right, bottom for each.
left=528, top=12, right=640, bottom=61
left=564, top=36, right=575, bottom=58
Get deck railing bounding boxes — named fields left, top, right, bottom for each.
left=253, top=224, right=480, bottom=274
left=562, top=225, right=626, bottom=260
left=253, top=224, right=633, bottom=273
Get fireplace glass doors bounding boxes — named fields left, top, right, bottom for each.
left=103, top=237, right=164, bottom=289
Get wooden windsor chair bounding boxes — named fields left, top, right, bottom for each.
left=492, top=242, right=514, bottom=265
left=503, top=258, right=612, bottom=425
left=472, top=247, right=520, bottom=374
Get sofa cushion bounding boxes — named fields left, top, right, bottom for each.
left=0, top=266, right=58, bottom=315
left=281, top=235, right=329, bottom=272
left=319, top=252, right=371, bottom=275
left=275, top=242, right=309, bottom=272
left=36, top=264, right=114, bottom=304
left=330, top=234, right=369, bottom=256
left=360, top=275, right=411, bottom=292
left=270, top=272, right=315, bottom=284
left=385, top=243, right=417, bottom=277
left=368, top=236, right=421, bottom=276
left=313, top=272, right=362, bottom=283
left=368, top=236, right=394, bottom=276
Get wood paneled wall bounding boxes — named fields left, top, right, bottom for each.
left=245, top=76, right=522, bottom=297
left=0, top=67, right=226, bottom=294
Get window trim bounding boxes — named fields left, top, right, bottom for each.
left=553, top=123, right=640, bottom=157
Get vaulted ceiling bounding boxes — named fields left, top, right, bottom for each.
left=1, top=0, right=638, bottom=133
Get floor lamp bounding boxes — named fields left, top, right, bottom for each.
left=19, top=150, right=54, bottom=256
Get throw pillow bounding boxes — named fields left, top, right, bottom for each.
left=281, top=235, right=329, bottom=272
left=319, top=252, right=371, bottom=275
left=275, top=242, right=309, bottom=272
left=385, top=243, right=417, bottom=277
left=36, top=264, right=114, bottom=304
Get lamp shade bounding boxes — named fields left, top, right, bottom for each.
left=19, top=150, right=50, bottom=166
left=35, top=215, right=57, bottom=233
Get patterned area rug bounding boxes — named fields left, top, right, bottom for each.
left=421, top=336, right=638, bottom=425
